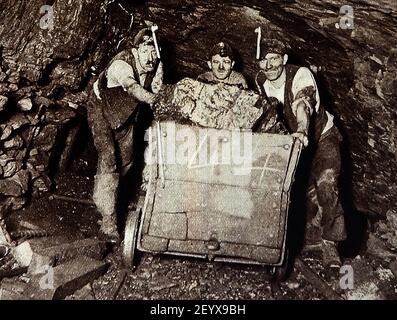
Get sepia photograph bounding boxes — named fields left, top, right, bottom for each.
left=0, top=0, right=396, bottom=308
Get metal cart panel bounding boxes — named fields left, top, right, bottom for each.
left=137, top=122, right=301, bottom=265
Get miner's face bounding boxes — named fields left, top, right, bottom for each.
left=137, top=43, right=158, bottom=72
left=208, top=54, right=235, bottom=80
left=259, top=53, right=288, bottom=81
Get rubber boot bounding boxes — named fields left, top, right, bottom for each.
left=93, top=173, right=120, bottom=243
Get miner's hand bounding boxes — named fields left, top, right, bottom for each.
left=147, top=93, right=156, bottom=106
left=124, top=81, right=156, bottom=105
left=292, top=131, right=309, bottom=148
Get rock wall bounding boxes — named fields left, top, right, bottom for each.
left=0, top=0, right=396, bottom=218
left=0, top=96, right=77, bottom=212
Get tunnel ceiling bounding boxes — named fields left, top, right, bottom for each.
left=0, top=0, right=396, bottom=217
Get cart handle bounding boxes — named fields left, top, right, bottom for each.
left=156, top=121, right=165, bottom=188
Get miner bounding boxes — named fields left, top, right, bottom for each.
left=197, top=41, right=248, bottom=89
left=255, top=39, right=346, bottom=267
left=87, top=27, right=163, bottom=242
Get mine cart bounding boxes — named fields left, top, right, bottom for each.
left=123, top=121, right=302, bottom=279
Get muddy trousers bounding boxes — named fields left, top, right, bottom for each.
left=87, top=93, right=135, bottom=235
left=305, top=126, right=347, bottom=243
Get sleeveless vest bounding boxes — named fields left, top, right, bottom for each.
left=97, top=49, right=158, bottom=130
left=256, top=65, right=328, bottom=142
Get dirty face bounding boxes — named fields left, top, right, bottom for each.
left=259, top=53, right=287, bottom=81
left=137, top=43, right=158, bottom=72
left=208, top=54, right=235, bottom=81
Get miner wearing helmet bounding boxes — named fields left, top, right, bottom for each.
left=255, top=37, right=346, bottom=267
left=197, top=41, right=248, bottom=89
left=87, top=27, right=163, bottom=243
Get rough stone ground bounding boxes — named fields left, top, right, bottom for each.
left=3, top=146, right=397, bottom=300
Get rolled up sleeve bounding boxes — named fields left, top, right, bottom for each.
left=291, top=67, right=320, bottom=116
left=106, top=60, right=137, bottom=89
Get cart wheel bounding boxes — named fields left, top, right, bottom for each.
left=122, top=209, right=140, bottom=268
left=273, top=248, right=291, bottom=281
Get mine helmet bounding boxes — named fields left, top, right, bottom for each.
left=209, top=41, right=234, bottom=60
left=133, top=28, right=156, bottom=47
left=261, top=38, right=290, bottom=58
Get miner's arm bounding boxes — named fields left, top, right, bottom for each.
left=123, top=79, right=156, bottom=105
left=124, top=62, right=163, bottom=105
left=291, top=98, right=311, bottom=147
left=291, top=67, right=319, bottom=147
left=108, top=60, right=157, bottom=105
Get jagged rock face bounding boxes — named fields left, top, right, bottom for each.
left=0, top=0, right=396, bottom=217
left=0, top=0, right=103, bottom=89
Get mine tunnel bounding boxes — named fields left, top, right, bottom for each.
left=0, top=0, right=396, bottom=300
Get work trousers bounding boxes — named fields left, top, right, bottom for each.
left=87, top=92, right=135, bottom=176
left=305, top=126, right=347, bottom=243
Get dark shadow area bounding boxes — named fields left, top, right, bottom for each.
left=51, top=108, right=97, bottom=178
left=117, top=104, right=154, bottom=234
left=286, top=145, right=313, bottom=259
left=159, top=38, right=179, bottom=84
left=337, top=124, right=369, bottom=258
left=231, top=46, right=245, bottom=75
left=315, top=72, right=368, bottom=258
